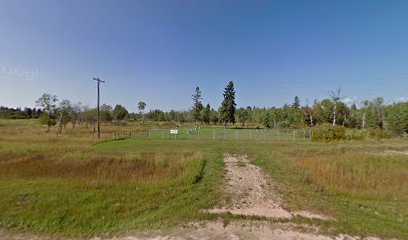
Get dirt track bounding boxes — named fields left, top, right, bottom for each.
left=93, top=154, right=375, bottom=240
left=208, top=154, right=330, bottom=221
left=98, top=154, right=365, bottom=240
left=1, top=154, right=380, bottom=240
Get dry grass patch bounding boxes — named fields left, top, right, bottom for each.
left=297, top=153, right=408, bottom=200
left=0, top=151, right=203, bottom=183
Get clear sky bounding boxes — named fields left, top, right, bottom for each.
left=1, top=0, right=408, bottom=112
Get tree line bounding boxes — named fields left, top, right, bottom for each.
left=0, top=106, right=43, bottom=119
left=1, top=81, right=407, bottom=136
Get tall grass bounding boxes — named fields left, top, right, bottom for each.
left=0, top=119, right=223, bottom=236
left=0, top=151, right=203, bottom=183
left=234, top=141, right=408, bottom=239
left=297, top=153, right=408, bottom=200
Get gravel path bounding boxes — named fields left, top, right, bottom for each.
left=207, top=154, right=292, bottom=219
left=208, top=154, right=330, bottom=220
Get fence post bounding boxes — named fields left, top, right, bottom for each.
left=277, top=128, right=280, bottom=141
left=235, top=129, right=238, bottom=141
left=350, top=129, right=353, bottom=143
left=148, top=129, right=151, bottom=140
left=250, top=129, right=252, bottom=141
left=224, top=128, right=226, bottom=140
left=213, top=128, right=215, bottom=141
left=198, top=128, right=200, bottom=141
left=263, top=129, right=266, bottom=142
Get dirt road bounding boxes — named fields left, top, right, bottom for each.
left=92, top=154, right=364, bottom=240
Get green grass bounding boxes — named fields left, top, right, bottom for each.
left=94, top=139, right=408, bottom=238
left=0, top=119, right=407, bottom=238
left=227, top=141, right=408, bottom=239
left=0, top=141, right=225, bottom=237
left=0, top=120, right=225, bottom=236
left=148, top=127, right=308, bottom=141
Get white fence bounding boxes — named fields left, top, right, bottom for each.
left=146, top=127, right=311, bottom=141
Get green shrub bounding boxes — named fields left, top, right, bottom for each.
left=368, top=128, right=391, bottom=139
left=344, top=128, right=368, bottom=140
left=39, top=113, right=56, bottom=126
left=311, top=124, right=346, bottom=142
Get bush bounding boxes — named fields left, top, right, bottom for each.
left=368, top=128, right=391, bottom=139
left=39, top=113, right=56, bottom=126
left=345, top=129, right=368, bottom=140
left=311, top=124, right=346, bottom=142
left=277, top=120, right=291, bottom=129
left=312, top=126, right=391, bottom=142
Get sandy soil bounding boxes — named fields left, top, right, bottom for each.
left=91, top=221, right=335, bottom=240
left=208, top=154, right=330, bottom=221
left=0, top=225, right=382, bottom=240
left=383, top=150, right=408, bottom=156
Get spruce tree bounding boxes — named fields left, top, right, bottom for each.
left=220, top=81, right=236, bottom=126
left=191, top=87, right=203, bottom=123
left=292, top=96, right=300, bottom=109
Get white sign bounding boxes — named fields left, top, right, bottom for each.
left=170, top=129, right=178, bottom=135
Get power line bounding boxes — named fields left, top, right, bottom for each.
left=239, top=76, right=408, bottom=86
left=93, top=77, right=105, bottom=138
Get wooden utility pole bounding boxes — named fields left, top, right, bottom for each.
left=93, top=77, right=105, bottom=138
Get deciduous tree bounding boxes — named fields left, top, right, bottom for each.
left=113, top=104, right=128, bottom=122
left=201, top=103, right=211, bottom=124
left=57, top=99, right=73, bottom=133
left=236, top=107, right=249, bottom=127
left=36, top=93, right=58, bottom=132
left=137, top=101, right=147, bottom=123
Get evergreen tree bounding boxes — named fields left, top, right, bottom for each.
left=292, top=96, right=300, bottom=109
left=220, top=81, right=236, bottom=126
left=191, top=87, right=203, bottom=123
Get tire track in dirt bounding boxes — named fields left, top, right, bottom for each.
left=208, top=154, right=330, bottom=220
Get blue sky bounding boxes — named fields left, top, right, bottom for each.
left=1, top=0, right=408, bottom=112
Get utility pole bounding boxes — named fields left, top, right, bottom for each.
left=93, top=77, right=105, bottom=138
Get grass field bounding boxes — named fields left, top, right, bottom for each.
left=0, top=119, right=407, bottom=238
left=147, top=127, right=309, bottom=141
